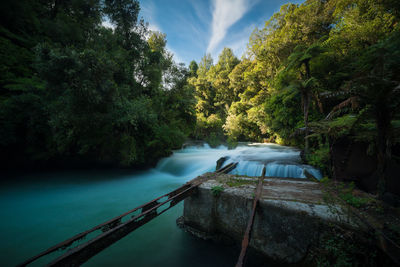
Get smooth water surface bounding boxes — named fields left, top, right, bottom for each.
left=0, top=143, right=321, bottom=266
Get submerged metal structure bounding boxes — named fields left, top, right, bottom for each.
left=19, top=163, right=238, bottom=266
left=235, top=167, right=266, bottom=267
left=18, top=160, right=400, bottom=266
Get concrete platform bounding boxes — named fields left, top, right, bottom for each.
left=182, top=173, right=357, bottom=263
left=261, top=177, right=324, bottom=203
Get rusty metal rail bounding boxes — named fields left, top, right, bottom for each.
left=19, top=180, right=201, bottom=266
left=235, top=166, right=266, bottom=267
left=19, top=165, right=236, bottom=266
left=216, top=162, right=238, bottom=174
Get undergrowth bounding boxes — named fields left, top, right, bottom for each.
left=226, top=178, right=256, bottom=187
left=211, top=185, right=224, bottom=196
left=308, top=225, right=380, bottom=267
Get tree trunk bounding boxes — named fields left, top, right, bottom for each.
left=376, top=106, right=391, bottom=199
left=328, top=136, right=336, bottom=180
left=303, top=61, right=312, bottom=156
left=303, top=91, right=310, bottom=156
left=51, top=0, right=61, bottom=19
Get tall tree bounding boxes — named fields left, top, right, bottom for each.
left=190, top=54, right=214, bottom=117
left=0, top=0, right=196, bottom=168
left=189, top=60, right=198, bottom=78
left=349, top=32, right=400, bottom=197
left=212, top=47, right=240, bottom=119
left=285, top=43, right=324, bottom=154
left=103, top=0, right=140, bottom=44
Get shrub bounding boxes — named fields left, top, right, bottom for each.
left=211, top=185, right=224, bottom=197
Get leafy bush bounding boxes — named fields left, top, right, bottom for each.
left=307, top=143, right=330, bottom=174
left=338, top=182, right=369, bottom=208
left=316, top=234, right=356, bottom=267
left=194, top=114, right=225, bottom=146
left=211, top=185, right=224, bottom=197
left=226, top=179, right=255, bottom=187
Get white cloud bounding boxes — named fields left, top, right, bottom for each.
left=225, top=20, right=264, bottom=59
left=101, top=19, right=115, bottom=29
left=140, top=1, right=185, bottom=64
left=189, top=0, right=211, bottom=25
left=140, top=1, right=162, bottom=32
left=167, top=45, right=184, bottom=64
left=228, top=36, right=249, bottom=59
left=140, top=0, right=156, bottom=21
left=207, top=0, right=252, bottom=54
left=148, top=23, right=161, bottom=32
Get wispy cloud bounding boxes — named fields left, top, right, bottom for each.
left=140, top=1, right=162, bottom=32
left=207, top=0, right=252, bottom=54
left=140, top=0, right=189, bottom=63
left=189, top=0, right=211, bottom=25
left=148, top=23, right=161, bottom=32
left=227, top=32, right=251, bottom=59
left=167, top=45, right=184, bottom=63
left=101, top=18, right=115, bottom=29
left=140, top=1, right=156, bottom=21
left=225, top=19, right=264, bottom=59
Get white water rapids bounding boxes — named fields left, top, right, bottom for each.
left=0, top=142, right=321, bottom=267
left=156, top=142, right=322, bottom=179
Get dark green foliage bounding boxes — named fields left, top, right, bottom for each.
left=226, top=178, right=255, bottom=187
left=195, top=114, right=225, bottom=147
left=0, top=0, right=195, bottom=168
left=211, top=185, right=224, bottom=197
left=188, top=0, right=400, bottom=197
left=189, top=61, right=198, bottom=78
left=312, top=230, right=377, bottom=267
left=2, top=0, right=400, bottom=182
left=307, top=143, right=330, bottom=173
left=263, top=87, right=304, bottom=141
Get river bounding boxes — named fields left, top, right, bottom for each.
left=0, top=143, right=321, bottom=266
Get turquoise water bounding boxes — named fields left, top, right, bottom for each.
left=0, top=143, right=321, bottom=266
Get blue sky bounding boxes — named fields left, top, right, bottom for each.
left=137, top=0, right=303, bottom=65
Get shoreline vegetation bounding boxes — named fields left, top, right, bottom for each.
left=181, top=174, right=400, bottom=266
left=0, top=0, right=400, bottom=264
left=1, top=0, right=399, bottom=179
left=1, top=0, right=399, bottom=177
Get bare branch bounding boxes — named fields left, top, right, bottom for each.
left=325, top=96, right=359, bottom=120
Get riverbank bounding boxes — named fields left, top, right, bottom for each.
left=179, top=173, right=400, bottom=266
left=4, top=143, right=311, bottom=266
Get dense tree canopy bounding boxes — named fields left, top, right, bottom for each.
left=188, top=0, right=400, bottom=195
left=0, top=0, right=195, bottom=168
left=1, top=0, right=399, bottom=196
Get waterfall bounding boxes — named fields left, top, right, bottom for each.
left=1, top=141, right=322, bottom=266
left=155, top=142, right=322, bottom=179
left=265, top=162, right=322, bottom=179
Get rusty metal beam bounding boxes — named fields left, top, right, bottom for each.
left=235, top=166, right=265, bottom=267
left=18, top=180, right=201, bottom=267
left=216, top=162, right=238, bottom=174
left=19, top=163, right=240, bottom=267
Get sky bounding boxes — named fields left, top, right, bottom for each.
left=136, top=0, right=304, bottom=65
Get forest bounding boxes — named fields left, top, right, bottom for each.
left=0, top=0, right=197, bottom=168
left=1, top=0, right=399, bottom=195
left=189, top=0, right=400, bottom=197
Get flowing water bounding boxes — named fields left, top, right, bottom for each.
left=0, top=143, right=321, bottom=267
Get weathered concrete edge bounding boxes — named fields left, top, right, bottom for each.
left=180, top=174, right=363, bottom=263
